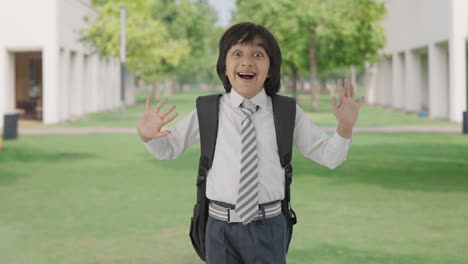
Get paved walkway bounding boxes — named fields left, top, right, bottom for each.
left=18, top=125, right=462, bottom=135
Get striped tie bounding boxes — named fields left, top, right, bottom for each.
left=235, top=100, right=259, bottom=224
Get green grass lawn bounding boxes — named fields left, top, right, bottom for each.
left=23, top=88, right=458, bottom=128
left=1, top=133, right=468, bottom=263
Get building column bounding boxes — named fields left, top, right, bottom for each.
left=89, top=54, right=99, bottom=113
left=449, top=0, right=468, bottom=122
left=43, top=45, right=60, bottom=124
left=392, top=52, right=405, bottom=109
left=112, top=58, right=119, bottom=108
left=68, top=52, right=77, bottom=117
left=75, top=53, right=84, bottom=116
left=82, top=54, right=90, bottom=114
left=420, top=52, right=429, bottom=112
left=383, top=56, right=393, bottom=107
left=59, top=48, right=70, bottom=121
left=0, top=48, right=5, bottom=127
left=0, top=49, right=15, bottom=127
left=429, top=43, right=449, bottom=119
left=375, top=60, right=385, bottom=105
left=405, top=50, right=422, bottom=112
left=98, top=57, right=105, bottom=111
left=364, top=62, right=377, bottom=105
left=112, top=59, right=119, bottom=108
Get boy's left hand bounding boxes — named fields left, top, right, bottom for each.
left=332, top=79, right=364, bottom=134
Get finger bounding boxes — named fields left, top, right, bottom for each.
left=146, top=95, right=151, bottom=110
left=345, top=79, right=351, bottom=97
left=154, top=97, right=168, bottom=113
left=331, top=96, right=338, bottom=116
left=358, top=96, right=365, bottom=107
left=158, top=130, right=171, bottom=138
left=337, top=79, right=345, bottom=99
left=160, top=104, right=176, bottom=118
left=163, top=112, right=179, bottom=124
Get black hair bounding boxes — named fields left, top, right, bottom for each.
left=216, top=22, right=282, bottom=96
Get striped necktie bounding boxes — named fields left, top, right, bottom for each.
left=235, top=100, right=259, bottom=224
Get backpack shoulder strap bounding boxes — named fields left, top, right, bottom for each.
left=271, top=94, right=296, bottom=167
left=196, top=93, right=223, bottom=171
left=190, top=93, right=222, bottom=261
left=271, top=94, right=298, bottom=229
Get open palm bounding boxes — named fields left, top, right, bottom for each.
left=136, top=96, right=178, bottom=142
left=331, top=79, right=364, bottom=128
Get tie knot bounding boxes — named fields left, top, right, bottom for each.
left=240, top=100, right=257, bottom=117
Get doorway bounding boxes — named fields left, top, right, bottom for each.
left=15, top=52, right=43, bottom=121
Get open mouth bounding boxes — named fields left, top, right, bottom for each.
left=237, top=72, right=256, bottom=80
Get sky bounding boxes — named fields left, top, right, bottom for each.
left=207, top=0, right=236, bottom=27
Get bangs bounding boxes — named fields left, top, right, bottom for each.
left=221, top=24, right=271, bottom=54
left=217, top=22, right=282, bottom=96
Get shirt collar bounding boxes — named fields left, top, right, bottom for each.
left=229, top=88, right=267, bottom=109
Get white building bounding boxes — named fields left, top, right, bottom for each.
left=0, top=0, right=136, bottom=127
left=365, top=0, right=468, bottom=122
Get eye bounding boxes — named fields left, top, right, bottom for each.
left=254, top=52, right=264, bottom=58
left=232, top=51, right=241, bottom=56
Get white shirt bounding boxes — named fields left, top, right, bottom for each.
left=145, top=89, right=351, bottom=204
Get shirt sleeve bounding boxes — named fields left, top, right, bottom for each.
left=144, top=108, right=200, bottom=160
left=293, top=104, right=352, bottom=169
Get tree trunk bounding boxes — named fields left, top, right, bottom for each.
left=287, top=61, right=298, bottom=101
left=292, top=70, right=298, bottom=102
left=351, top=65, right=357, bottom=94
left=151, top=83, right=160, bottom=100
left=320, top=79, right=327, bottom=95
left=164, top=78, right=173, bottom=96
left=174, top=82, right=182, bottom=93
left=309, top=41, right=320, bottom=111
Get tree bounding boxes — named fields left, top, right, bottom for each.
left=153, top=0, right=222, bottom=87
left=234, top=0, right=386, bottom=110
left=82, top=0, right=223, bottom=96
left=234, top=0, right=309, bottom=101
left=82, top=0, right=190, bottom=85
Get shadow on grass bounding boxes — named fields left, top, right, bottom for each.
left=0, top=168, right=27, bottom=185
left=0, top=144, right=96, bottom=185
left=293, top=142, right=468, bottom=193
left=155, top=139, right=468, bottom=193
left=288, top=243, right=461, bottom=264
left=0, top=147, right=96, bottom=163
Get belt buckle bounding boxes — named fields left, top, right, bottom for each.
left=227, top=208, right=242, bottom=223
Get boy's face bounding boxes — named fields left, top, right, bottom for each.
left=225, top=36, right=270, bottom=99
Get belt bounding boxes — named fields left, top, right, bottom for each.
left=208, top=200, right=282, bottom=223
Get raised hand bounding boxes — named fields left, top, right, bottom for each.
left=136, top=96, right=179, bottom=142
left=331, top=79, right=364, bottom=138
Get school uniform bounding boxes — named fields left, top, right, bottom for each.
left=145, top=88, right=351, bottom=263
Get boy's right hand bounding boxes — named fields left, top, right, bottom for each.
left=136, top=96, right=178, bottom=143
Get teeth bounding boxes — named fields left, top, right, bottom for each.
left=238, top=72, right=255, bottom=76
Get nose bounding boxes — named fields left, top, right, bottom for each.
left=241, top=57, right=253, bottom=67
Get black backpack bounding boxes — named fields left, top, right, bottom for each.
left=189, top=93, right=298, bottom=262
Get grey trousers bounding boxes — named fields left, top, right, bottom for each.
left=205, top=214, right=288, bottom=264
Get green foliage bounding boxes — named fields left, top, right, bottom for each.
left=314, top=0, right=387, bottom=74
left=153, top=0, right=222, bottom=84
left=81, top=0, right=222, bottom=84
left=234, top=0, right=386, bottom=77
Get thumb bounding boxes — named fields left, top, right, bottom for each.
left=159, top=130, right=171, bottom=138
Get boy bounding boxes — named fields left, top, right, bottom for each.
left=137, top=22, right=364, bottom=263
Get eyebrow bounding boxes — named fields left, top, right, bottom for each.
left=232, top=41, right=266, bottom=50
